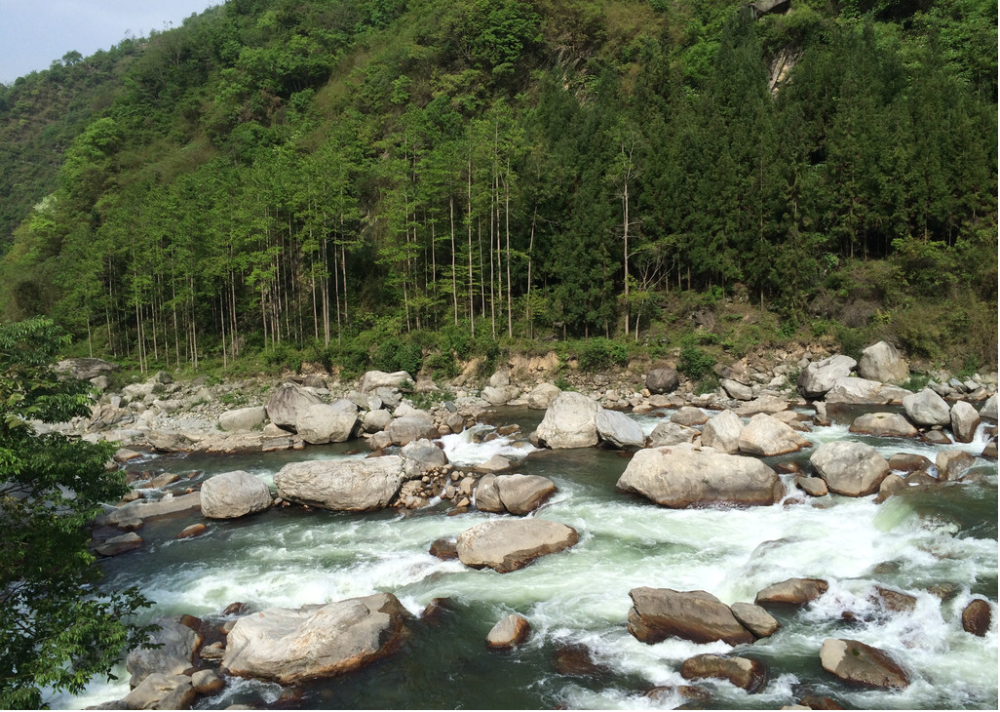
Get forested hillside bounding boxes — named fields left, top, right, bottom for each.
left=0, top=0, right=996, bottom=375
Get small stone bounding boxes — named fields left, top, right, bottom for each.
left=191, top=669, right=225, bottom=696
left=176, top=524, right=207, bottom=539
left=429, top=538, right=459, bottom=560
left=794, top=476, right=829, bottom=497
left=962, top=599, right=992, bottom=636
left=755, top=578, right=829, bottom=607
left=485, top=613, right=531, bottom=649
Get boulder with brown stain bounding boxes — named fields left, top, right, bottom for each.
left=627, top=588, right=754, bottom=646
left=680, top=654, right=768, bottom=692
left=819, top=638, right=909, bottom=689
left=755, top=578, right=829, bottom=607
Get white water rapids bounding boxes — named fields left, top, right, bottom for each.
left=58, top=408, right=997, bottom=710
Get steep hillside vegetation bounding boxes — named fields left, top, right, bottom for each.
left=0, top=0, right=996, bottom=374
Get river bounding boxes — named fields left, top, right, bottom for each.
left=60, top=405, right=997, bottom=710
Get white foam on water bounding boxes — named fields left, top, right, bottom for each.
left=439, top=423, right=536, bottom=465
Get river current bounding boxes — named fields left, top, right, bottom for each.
left=60, top=406, right=997, bottom=710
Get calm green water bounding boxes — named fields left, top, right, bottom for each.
left=61, top=407, right=998, bottom=710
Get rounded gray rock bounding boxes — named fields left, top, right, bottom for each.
left=201, top=470, right=272, bottom=519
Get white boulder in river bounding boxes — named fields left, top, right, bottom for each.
left=533, top=391, right=599, bottom=449
left=902, top=388, right=951, bottom=427
left=857, top=341, right=909, bottom=385
left=810, top=442, right=890, bottom=496
left=218, top=406, right=266, bottom=432
left=456, top=519, right=579, bottom=573
left=616, top=444, right=785, bottom=508
left=295, top=401, right=358, bottom=444
left=265, top=384, right=322, bottom=431
left=201, top=470, right=272, bottom=519
left=274, top=456, right=415, bottom=510
left=222, top=593, right=411, bottom=684
left=595, top=408, right=645, bottom=449
left=797, top=354, right=857, bottom=398
left=737, top=413, right=810, bottom=456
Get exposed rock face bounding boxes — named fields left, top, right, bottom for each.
left=219, top=406, right=267, bottom=432
left=646, top=367, right=680, bottom=395
left=617, top=445, right=785, bottom=508
left=798, top=355, right=857, bottom=398
left=360, top=371, right=412, bottom=393
left=825, top=377, right=899, bottom=405
left=533, top=391, right=599, bottom=449
left=819, top=638, right=910, bottom=689
left=486, top=613, right=531, bottom=649
left=596, top=408, right=645, bottom=449
left=982, top=394, right=998, bottom=421
left=935, top=450, right=976, bottom=480
left=858, top=341, right=909, bottom=385
left=888, top=453, right=933, bottom=473
left=876, top=474, right=906, bottom=503
left=730, top=602, right=780, bottom=638
left=147, top=431, right=198, bottom=452
left=526, top=382, right=562, bottom=410
left=755, top=578, right=829, bottom=607
left=680, top=654, right=768, bottom=693
left=122, top=673, right=196, bottom=710
left=902, top=389, right=951, bottom=427
left=962, top=599, right=992, bottom=636
left=200, top=470, right=272, bottom=519
left=701, top=410, right=744, bottom=454
left=627, top=588, right=754, bottom=646
left=738, top=413, right=810, bottom=456
left=362, top=409, right=392, bottom=433
left=647, top=422, right=699, bottom=448
left=386, top=414, right=437, bottom=447
left=191, top=669, right=224, bottom=696
left=274, top=457, right=410, bottom=511
left=295, top=404, right=357, bottom=444
left=266, top=384, right=323, bottom=431
left=55, top=357, right=120, bottom=380
left=482, top=385, right=520, bottom=406
left=476, top=474, right=557, bottom=515
left=671, top=406, right=709, bottom=427
left=222, top=593, right=410, bottom=684
left=950, top=401, right=981, bottom=443
left=106, top=492, right=202, bottom=527
left=456, top=519, right=578, bottom=573
left=810, top=442, right=890, bottom=496
left=721, top=378, right=753, bottom=401
left=849, top=413, right=918, bottom=439
left=127, top=617, right=202, bottom=687
left=94, top=532, right=143, bottom=557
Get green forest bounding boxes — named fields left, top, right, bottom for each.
left=0, top=0, right=996, bottom=376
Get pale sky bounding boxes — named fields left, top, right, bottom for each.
left=0, top=0, right=222, bottom=85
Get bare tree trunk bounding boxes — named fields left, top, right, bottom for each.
left=504, top=159, right=512, bottom=338
left=526, top=207, right=536, bottom=339
left=451, top=196, right=458, bottom=325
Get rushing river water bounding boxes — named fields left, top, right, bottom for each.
left=59, top=406, right=997, bottom=710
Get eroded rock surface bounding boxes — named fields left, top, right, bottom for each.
left=456, top=519, right=578, bottom=573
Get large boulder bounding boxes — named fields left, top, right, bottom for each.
left=797, top=355, right=857, bottom=398
left=386, top=414, right=438, bottom=447
left=274, top=456, right=411, bottom=511
left=596, top=408, right=645, bottom=449
left=126, top=617, right=202, bottom=687
left=849, top=413, right=918, bottom=439
left=219, top=406, right=267, bottom=432
left=858, top=341, right=909, bottom=385
left=295, top=403, right=357, bottom=445
left=265, top=384, right=323, bottom=431
left=533, top=391, right=599, bottom=449
left=146, top=431, right=198, bottom=453
left=902, top=389, right=951, bottom=427
left=200, top=470, right=272, bottom=519
left=400, top=439, right=448, bottom=471
left=825, top=377, right=898, bottom=405
left=481, top=385, right=520, bottom=406
left=737, top=413, right=810, bottom=456
left=55, top=357, right=120, bottom=381
left=526, top=382, right=561, bottom=410
left=810, top=441, right=890, bottom=496
left=627, top=588, right=754, bottom=646
left=222, top=593, right=410, bottom=684
left=755, top=578, right=829, bottom=607
left=671, top=406, right=709, bottom=426
left=617, top=444, right=785, bottom=508
left=819, top=638, right=909, bottom=689
left=456, top=519, right=578, bottom=573
left=647, top=422, right=699, bottom=448
left=981, top=394, right=998, bottom=421
left=729, top=602, right=780, bottom=638
left=950, top=401, right=981, bottom=443
left=721, top=378, right=754, bottom=401
left=935, top=450, right=976, bottom=481
left=646, top=367, right=680, bottom=395
left=106, top=492, right=202, bottom=527
left=362, top=408, right=392, bottom=433
left=475, top=474, right=557, bottom=515
left=361, top=371, right=412, bottom=393
left=701, top=410, right=744, bottom=454
left=680, top=654, right=768, bottom=693
left=122, top=673, right=196, bottom=710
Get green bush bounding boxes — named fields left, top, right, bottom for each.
left=373, top=337, right=423, bottom=375
left=579, top=339, right=612, bottom=372
left=679, top=345, right=715, bottom=380
left=424, top=351, right=458, bottom=378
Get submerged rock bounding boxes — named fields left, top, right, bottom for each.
left=617, top=444, right=785, bottom=508
left=627, top=588, right=754, bottom=646
left=456, top=519, right=578, bottom=573
left=200, top=470, right=271, bottom=519
left=819, top=638, right=909, bottom=689
left=274, top=456, right=411, bottom=511
left=222, top=593, right=410, bottom=684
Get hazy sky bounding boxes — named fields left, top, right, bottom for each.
left=0, top=0, right=221, bottom=85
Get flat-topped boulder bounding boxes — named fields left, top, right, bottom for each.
left=274, top=456, right=412, bottom=511
left=825, top=377, right=901, bottom=405
left=266, top=384, right=323, bottom=431
left=475, top=474, right=557, bottom=515
left=858, top=341, right=909, bottom=385
left=617, top=444, right=785, bottom=508
left=738, top=413, right=810, bottom=456
left=386, top=414, right=437, bottom=447
left=456, top=519, right=578, bottom=573
left=729, top=602, right=780, bottom=638
left=647, top=421, right=699, bottom=448
left=105, top=492, right=202, bottom=527
left=849, top=413, right=918, bottom=439
left=798, top=355, right=856, bottom=398
left=295, top=403, right=357, bottom=444
left=533, top=391, right=599, bottom=449
left=596, top=408, right=645, bottom=449
left=361, top=370, right=412, bottom=393
left=222, top=593, right=411, bottom=684
left=701, top=410, right=744, bottom=454
left=127, top=617, right=202, bottom=687
left=810, top=441, right=890, bottom=496
left=819, top=638, right=909, bottom=689
left=680, top=654, right=768, bottom=693
left=627, top=588, right=754, bottom=646
left=219, top=406, right=267, bottom=432
left=201, top=470, right=272, bottom=519
left=755, top=578, right=829, bottom=607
